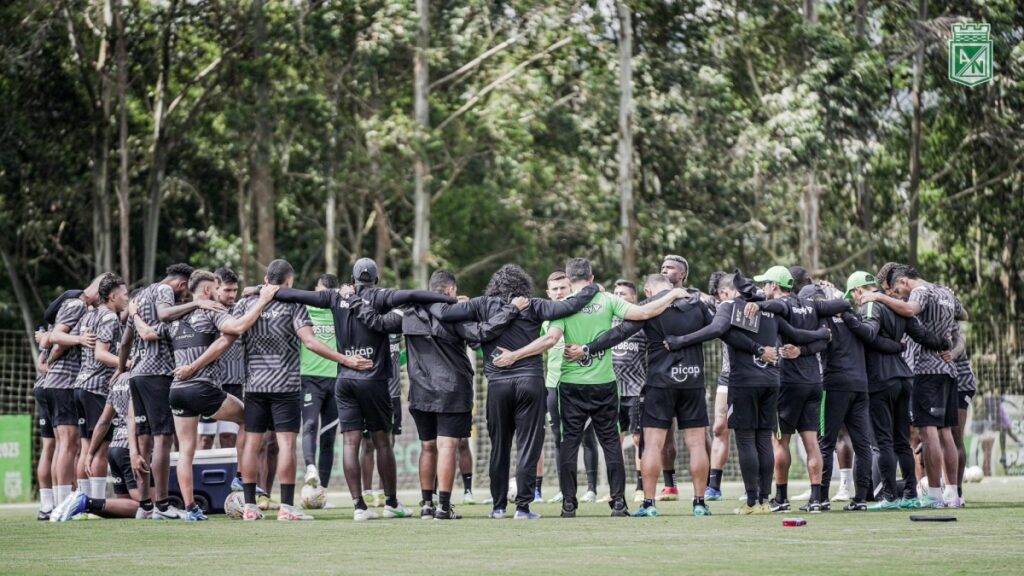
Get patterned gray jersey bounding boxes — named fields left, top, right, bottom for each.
left=107, top=373, right=132, bottom=449
left=163, top=308, right=231, bottom=389
left=217, top=304, right=246, bottom=385
left=42, top=297, right=88, bottom=389
left=75, top=306, right=123, bottom=396
left=610, top=317, right=647, bottom=397
left=718, top=346, right=731, bottom=387
left=235, top=297, right=312, bottom=393
left=388, top=334, right=402, bottom=398
left=129, top=283, right=175, bottom=376
left=955, top=352, right=976, bottom=392
left=34, top=334, right=51, bottom=389
left=903, top=282, right=960, bottom=377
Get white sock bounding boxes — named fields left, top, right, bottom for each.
left=55, top=485, right=72, bottom=507
left=40, top=488, right=55, bottom=512
left=90, top=478, right=107, bottom=499
left=839, top=469, right=852, bottom=487
left=76, top=478, right=89, bottom=494
left=943, top=485, right=957, bottom=501
left=928, top=486, right=943, bottom=499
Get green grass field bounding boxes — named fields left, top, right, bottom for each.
left=3, top=480, right=1023, bottom=575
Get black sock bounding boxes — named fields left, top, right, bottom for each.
left=957, top=484, right=963, bottom=498
left=642, top=498, right=654, bottom=508
left=243, top=483, right=257, bottom=505
left=439, top=491, right=451, bottom=511
left=85, top=497, right=105, bottom=514
left=536, top=476, right=543, bottom=492
left=586, top=471, right=597, bottom=492
left=139, top=499, right=154, bottom=512
left=664, top=469, right=677, bottom=488
left=810, top=484, right=822, bottom=504
left=636, top=472, right=643, bottom=491
left=235, top=471, right=242, bottom=481
left=693, top=496, right=705, bottom=507
left=354, top=496, right=368, bottom=511
left=709, top=469, right=723, bottom=491
left=280, top=483, right=295, bottom=506
left=385, top=495, right=398, bottom=508
left=462, top=474, right=472, bottom=492
left=776, top=483, right=788, bottom=502
left=422, top=489, right=434, bottom=504
left=155, top=498, right=170, bottom=512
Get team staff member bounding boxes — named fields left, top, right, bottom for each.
left=300, top=273, right=341, bottom=490
left=432, top=264, right=599, bottom=519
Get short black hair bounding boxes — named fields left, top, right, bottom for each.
left=429, top=270, right=458, bottom=294
left=485, top=264, right=533, bottom=300
left=613, top=279, right=637, bottom=295
left=215, top=267, right=239, bottom=285
left=707, top=271, right=727, bottom=295
left=789, top=266, right=811, bottom=292
left=188, top=270, right=218, bottom=294
left=317, top=273, right=339, bottom=289
left=266, top=259, right=295, bottom=286
left=565, top=258, right=592, bottom=282
left=663, top=255, right=689, bottom=273
left=98, top=273, right=125, bottom=303
left=166, top=263, right=195, bottom=281
left=877, top=262, right=901, bottom=288
left=716, top=273, right=737, bottom=294
left=889, top=265, right=921, bottom=283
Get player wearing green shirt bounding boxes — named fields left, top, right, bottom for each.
left=501, top=258, right=686, bottom=518
left=301, top=274, right=340, bottom=490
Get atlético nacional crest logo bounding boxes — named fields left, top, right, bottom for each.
left=948, top=22, right=993, bottom=88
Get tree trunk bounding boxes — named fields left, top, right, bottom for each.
left=907, top=0, right=927, bottom=267
left=804, top=0, right=817, bottom=25
left=0, top=244, right=38, bottom=357
left=237, top=172, right=251, bottom=285
left=858, top=159, right=873, bottom=269
left=92, top=0, right=114, bottom=276
left=114, top=0, right=130, bottom=282
left=251, top=0, right=275, bottom=274
left=374, top=197, right=392, bottom=272
left=412, top=0, right=431, bottom=288
left=616, top=1, right=636, bottom=281
left=800, top=172, right=821, bottom=271
left=855, top=0, right=867, bottom=38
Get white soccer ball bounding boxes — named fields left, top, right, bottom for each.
left=964, top=465, right=984, bottom=483
left=301, top=485, right=327, bottom=510
left=224, top=491, right=246, bottom=519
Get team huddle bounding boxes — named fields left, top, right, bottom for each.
left=31, top=252, right=976, bottom=522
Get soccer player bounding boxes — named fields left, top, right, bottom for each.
left=33, top=332, right=55, bottom=520
left=536, top=257, right=687, bottom=518
left=300, top=273, right=341, bottom=492
left=431, top=264, right=599, bottom=519
left=273, top=257, right=453, bottom=521
left=860, top=265, right=963, bottom=507
left=358, top=333, right=404, bottom=507
left=198, top=269, right=246, bottom=451
left=704, top=271, right=731, bottom=502
left=747, top=265, right=849, bottom=512
left=38, top=276, right=102, bottom=513
left=73, top=273, right=128, bottom=501
left=607, top=279, right=646, bottom=503
left=655, top=255, right=689, bottom=499
left=664, top=272, right=828, bottom=514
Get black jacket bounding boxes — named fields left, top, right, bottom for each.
left=861, top=301, right=948, bottom=392
left=758, top=295, right=849, bottom=386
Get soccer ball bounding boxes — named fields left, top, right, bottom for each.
left=301, top=485, right=327, bottom=510
left=964, top=465, right=984, bottom=483
left=224, top=492, right=246, bottom=519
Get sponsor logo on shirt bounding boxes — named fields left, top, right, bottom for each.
left=580, top=304, right=604, bottom=314
left=612, top=340, right=640, bottom=357
left=346, top=346, right=375, bottom=357
left=670, top=364, right=701, bottom=383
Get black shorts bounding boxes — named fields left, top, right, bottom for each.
left=245, top=391, right=302, bottom=434
left=223, top=383, right=243, bottom=400
left=643, top=387, right=708, bottom=429
left=727, top=386, right=779, bottom=431
left=107, top=446, right=137, bottom=495
left=75, top=389, right=110, bottom=440
left=958, top=389, right=976, bottom=411
left=34, top=387, right=54, bottom=439
left=629, top=397, right=643, bottom=434
left=392, top=397, right=403, bottom=435
left=129, top=374, right=174, bottom=436
left=777, top=385, right=822, bottom=434
left=40, top=388, right=78, bottom=428
left=169, top=383, right=227, bottom=419
left=618, top=396, right=639, bottom=433
left=410, top=409, right=472, bottom=441
left=911, top=374, right=958, bottom=428
left=336, top=379, right=392, bottom=434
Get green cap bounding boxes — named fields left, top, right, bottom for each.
left=753, top=265, right=793, bottom=289
left=844, top=271, right=878, bottom=300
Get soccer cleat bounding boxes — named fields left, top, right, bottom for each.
left=152, top=506, right=182, bottom=520
left=693, top=503, right=712, bottom=516
left=482, top=496, right=494, bottom=505
left=899, top=497, right=922, bottom=509
left=434, top=507, right=462, bottom=520
left=819, top=501, right=832, bottom=512
left=867, top=499, right=900, bottom=511
left=945, top=497, right=963, bottom=509
left=37, top=510, right=51, bottom=521
left=769, top=498, right=791, bottom=513
left=581, top=490, right=597, bottom=503
left=547, top=492, right=564, bottom=504
left=49, top=490, right=76, bottom=523
left=843, top=501, right=868, bottom=512
left=257, top=494, right=279, bottom=511
left=256, top=485, right=269, bottom=497
left=632, top=505, right=658, bottom=517
left=703, top=487, right=722, bottom=501
left=382, top=503, right=412, bottom=518
left=135, top=508, right=153, bottom=520
left=831, top=485, right=852, bottom=502
left=791, top=489, right=812, bottom=501
left=960, top=497, right=967, bottom=508
left=734, top=503, right=758, bottom=515
left=420, top=501, right=437, bottom=519
left=488, top=508, right=507, bottom=519
left=610, top=503, right=630, bottom=517
left=514, top=510, right=542, bottom=520
left=461, top=490, right=476, bottom=505
left=371, top=490, right=385, bottom=508
left=304, top=464, right=320, bottom=488
left=799, top=501, right=823, bottom=514
left=353, top=508, right=379, bottom=522
left=533, top=488, right=543, bottom=504
left=657, top=486, right=680, bottom=501
left=242, top=503, right=264, bottom=521
left=231, top=477, right=244, bottom=492
left=917, top=495, right=946, bottom=509
left=54, top=492, right=88, bottom=522
left=560, top=505, right=577, bottom=519
left=278, top=504, right=314, bottom=521
left=633, top=490, right=646, bottom=503
left=183, top=505, right=208, bottom=522
left=755, top=503, right=772, bottom=515
left=596, top=495, right=612, bottom=504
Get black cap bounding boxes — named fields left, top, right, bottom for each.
left=353, top=258, right=378, bottom=284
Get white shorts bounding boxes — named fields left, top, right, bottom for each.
left=198, top=419, right=240, bottom=436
